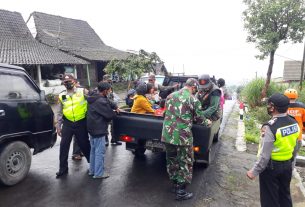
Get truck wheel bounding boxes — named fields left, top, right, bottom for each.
left=0, top=141, right=32, bottom=186
left=132, top=148, right=146, bottom=156
left=213, top=129, right=220, bottom=143
left=202, top=149, right=211, bottom=168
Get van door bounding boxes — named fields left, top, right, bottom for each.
left=0, top=70, right=53, bottom=147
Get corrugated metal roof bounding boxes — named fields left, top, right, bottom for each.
left=32, top=12, right=129, bottom=61
left=0, top=9, right=88, bottom=65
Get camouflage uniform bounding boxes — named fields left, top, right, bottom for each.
left=161, top=82, right=209, bottom=184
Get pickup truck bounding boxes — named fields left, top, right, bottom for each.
left=0, top=64, right=57, bottom=186
left=112, top=75, right=221, bottom=167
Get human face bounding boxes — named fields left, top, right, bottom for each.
left=63, top=80, right=75, bottom=90
left=267, top=103, right=274, bottom=115
left=191, top=85, right=198, bottom=95
left=148, top=78, right=155, bottom=84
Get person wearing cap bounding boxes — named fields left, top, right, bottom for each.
left=247, top=93, right=300, bottom=207
left=196, top=74, right=221, bottom=121
left=56, top=74, right=91, bottom=178
left=161, top=78, right=211, bottom=201
left=87, top=82, right=116, bottom=179
left=284, top=88, right=305, bottom=167
left=102, top=74, right=122, bottom=146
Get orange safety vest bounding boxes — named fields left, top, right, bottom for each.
left=287, top=102, right=305, bottom=140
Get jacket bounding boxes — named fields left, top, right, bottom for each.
left=86, top=93, right=116, bottom=137
left=131, top=94, right=154, bottom=114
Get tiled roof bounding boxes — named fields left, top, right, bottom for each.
left=283, top=61, right=302, bottom=81
left=0, top=9, right=88, bottom=65
left=32, top=12, right=129, bottom=61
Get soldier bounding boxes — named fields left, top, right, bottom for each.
left=196, top=74, right=221, bottom=121
left=102, top=74, right=122, bottom=145
left=161, top=78, right=210, bottom=201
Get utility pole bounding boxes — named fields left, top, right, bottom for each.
left=299, top=41, right=305, bottom=91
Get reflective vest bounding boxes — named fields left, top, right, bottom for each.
left=264, top=116, right=299, bottom=161
left=287, top=102, right=305, bottom=140
left=59, top=88, right=87, bottom=122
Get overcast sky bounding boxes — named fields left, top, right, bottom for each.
left=1, top=0, right=304, bottom=85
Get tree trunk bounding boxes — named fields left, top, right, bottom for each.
left=261, top=50, right=275, bottom=99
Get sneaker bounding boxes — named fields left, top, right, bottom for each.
left=72, top=154, right=82, bottom=160
left=93, top=173, right=110, bottom=179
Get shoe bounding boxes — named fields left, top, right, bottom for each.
left=56, top=169, right=68, bottom=178
left=175, top=184, right=193, bottom=201
left=72, top=154, right=82, bottom=160
left=93, top=173, right=110, bottom=179
left=111, top=140, right=122, bottom=145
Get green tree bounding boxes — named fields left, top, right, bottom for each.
left=243, top=0, right=305, bottom=98
left=105, top=49, right=163, bottom=82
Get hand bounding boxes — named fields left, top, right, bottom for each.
left=56, top=127, right=62, bottom=137
left=116, top=108, right=123, bottom=114
left=206, top=119, right=212, bottom=126
left=246, top=170, right=255, bottom=180
left=173, top=83, right=179, bottom=88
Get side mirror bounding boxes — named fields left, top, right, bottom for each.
left=40, top=90, right=46, bottom=101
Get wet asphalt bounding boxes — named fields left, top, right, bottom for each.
left=0, top=101, right=235, bottom=207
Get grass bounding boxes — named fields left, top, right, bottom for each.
left=299, top=147, right=305, bottom=156
left=244, top=117, right=260, bottom=144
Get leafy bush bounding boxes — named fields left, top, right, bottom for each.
left=244, top=117, right=260, bottom=143
left=248, top=106, right=270, bottom=124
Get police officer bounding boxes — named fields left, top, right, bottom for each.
left=161, top=78, right=210, bottom=201
left=56, top=74, right=91, bottom=178
left=196, top=74, right=221, bottom=120
left=247, top=93, right=299, bottom=207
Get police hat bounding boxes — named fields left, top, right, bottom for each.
left=268, top=93, right=289, bottom=107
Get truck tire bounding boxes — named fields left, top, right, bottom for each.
left=132, top=148, right=146, bottom=156
left=213, top=129, right=220, bottom=143
left=202, top=149, right=211, bottom=168
left=0, top=141, right=32, bottom=186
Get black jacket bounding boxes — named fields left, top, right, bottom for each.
left=86, top=93, right=116, bottom=137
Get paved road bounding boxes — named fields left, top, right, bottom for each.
left=0, top=101, right=236, bottom=207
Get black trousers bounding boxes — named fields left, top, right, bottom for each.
left=259, top=160, right=292, bottom=207
left=59, top=119, right=90, bottom=171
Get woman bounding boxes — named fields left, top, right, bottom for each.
left=131, top=82, right=155, bottom=114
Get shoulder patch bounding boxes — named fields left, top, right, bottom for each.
left=268, top=117, right=277, bottom=125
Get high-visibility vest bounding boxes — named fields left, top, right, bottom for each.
left=59, top=88, right=87, bottom=122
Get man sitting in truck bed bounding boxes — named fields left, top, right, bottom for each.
left=131, top=82, right=155, bottom=114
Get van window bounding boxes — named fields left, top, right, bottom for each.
left=0, top=73, right=39, bottom=100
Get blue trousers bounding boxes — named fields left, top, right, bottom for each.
left=89, top=135, right=106, bottom=177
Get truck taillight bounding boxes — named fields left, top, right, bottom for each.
left=120, top=135, right=134, bottom=142
left=193, top=146, right=200, bottom=152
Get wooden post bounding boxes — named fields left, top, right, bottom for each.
left=86, top=64, right=91, bottom=87
left=37, top=65, right=42, bottom=88
left=300, top=42, right=305, bottom=91
left=74, top=65, right=77, bottom=79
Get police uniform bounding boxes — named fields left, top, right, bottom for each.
left=56, top=87, right=91, bottom=176
left=250, top=93, right=299, bottom=207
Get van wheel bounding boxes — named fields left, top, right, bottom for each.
left=0, top=141, right=32, bottom=186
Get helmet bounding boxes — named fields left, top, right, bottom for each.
left=217, top=78, right=225, bottom=87
left=284, top=89, right=298, bottom=99
left=198, top=74, right=212, bottom=89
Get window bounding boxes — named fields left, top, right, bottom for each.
left=0, top=73, right=39, bottom=100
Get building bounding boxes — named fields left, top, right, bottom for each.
left=0, top=9, right=89, bottom=94
left=29, top=12, right=130, bottom=86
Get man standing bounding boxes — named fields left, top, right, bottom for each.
left=56, top=74, right=91, bottom=178
left=161, top=78, right=210, bottom=201
left=87, top=82, right=117, bottom=179
left=196, top=74, right=221, bottom=121
left=102, top=74, right=122, bottom=146
left=247, top=93, right=299, bottom=207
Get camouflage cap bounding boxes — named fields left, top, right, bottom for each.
left=185, top=78, right=199, bottom=88
left=103, top=74, right=111, bottom=81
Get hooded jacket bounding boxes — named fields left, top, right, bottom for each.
left=86, top=92, right=116, bottom=137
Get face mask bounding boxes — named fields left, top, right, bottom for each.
left=267, top=105, right=273, bottom=115
left=64, top=82, right=74, bottom=90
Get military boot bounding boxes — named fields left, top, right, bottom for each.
left=171, top=181, right=178, bottom=194
left=175, top=184, right=193, bottom=201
